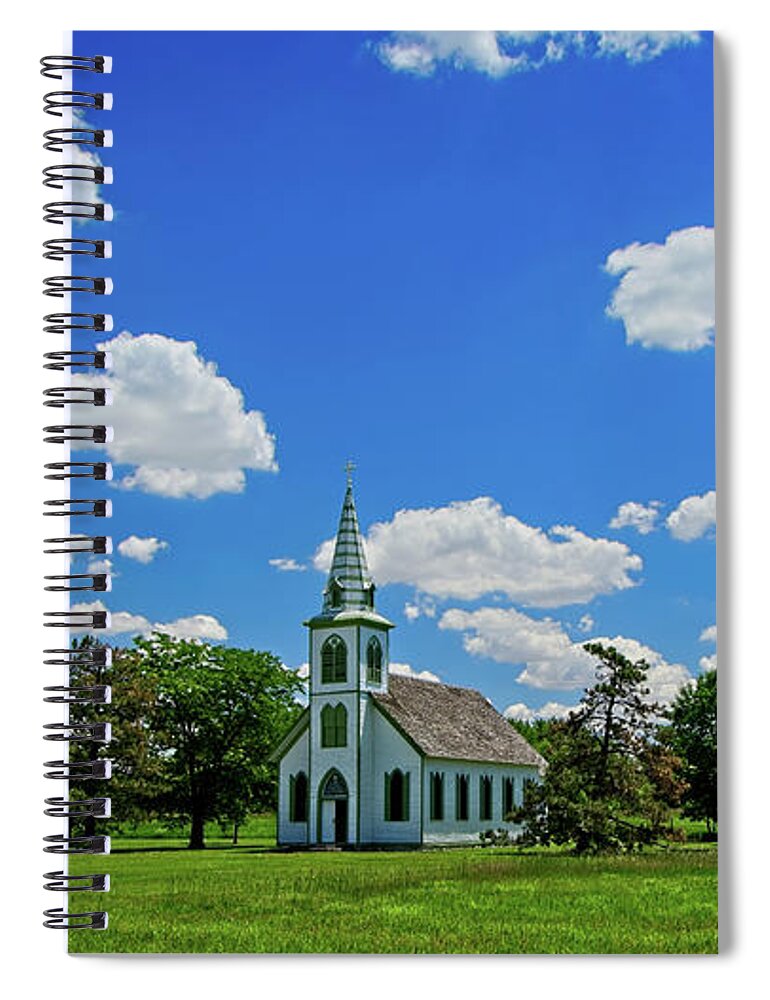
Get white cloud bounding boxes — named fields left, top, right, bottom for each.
left=69, top=600, right=227, bottom=640
left=69, top=142, right=106, bottom=212
left=503, top=701, right=576, bottom=721
left=70, top=600, right=150, bottom=636
left=604, top=226, right=715, bottom=351
left=596, top=32, right=702, bottom=63
left=403, top=595, right=437, bottom=621
left=666, top=490, right=716, bottom=541
left=440, top=606, right=593, bottom=690
left=577, top=614, right=595, bottom=633
left=439, top=606, right=692, bottom=702
left=375, top=31, right=700, bottom=77
left=389, top=662, right=441, bottom=683
left=85, top=557, right=115, bottom=577
left=117, top=535, right=169, bottom=564
left=700, top=624, right=717, bottom=644
left=153, top=614, right=228, bottom=641
left=609, top=500, right=662, bottom=535
left=376, top=31, right=529, bottom=77
left=314, top=497, right=642, bottom=608
left=269, top=558, right=306, bottom=572
left=75, top=332, right=277, bottom=499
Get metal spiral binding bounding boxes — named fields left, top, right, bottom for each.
left=42, top=53, right=112, bottom=931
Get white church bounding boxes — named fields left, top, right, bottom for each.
left=272, top=478, right=546, bottom=847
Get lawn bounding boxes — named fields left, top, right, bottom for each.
left=68, top=816, right=718, bottom=954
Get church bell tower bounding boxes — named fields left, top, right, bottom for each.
left=303, top=466, right=394, bottom=845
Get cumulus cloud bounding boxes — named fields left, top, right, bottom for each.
left=439, top=606, right=692, bottom=702
left=375, top=31, right=700, bottom=77
left=440, top=606, right=593, bottom=690
left=700, top=624, right=717, bottom=644
left=503, top=701, right=577, bottom=721
left=389, top=662, right=441, bottom=683
left=577, top=614, right=595, bottom=633
left=117, top=535, right=169, bottom=564
left=666, top=490, right=716, bottom=541
left=74, top=332, right=277, bottom=499
left=609, top=500, right=662, bottom=535
left=268, top=558, right=306, bottom=572
left=154, top=615, right=228, bottom=641
left=604, top=226, right=715, bottom=351
left=85, top=557, right=115, bottom=577
left=595, top=31, right=702, bottom=62
left=314, top=497, right=642, bottom=608
left=69, top=142, right=107, bottom=212
left=69, top=600, right=228, bottom=640
left=403, top=595, right=437, bottom=621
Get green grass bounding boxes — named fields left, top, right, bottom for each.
left=68, top=816, right=717, bottom=954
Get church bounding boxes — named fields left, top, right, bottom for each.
left=272, top=477, right=546, bottom=847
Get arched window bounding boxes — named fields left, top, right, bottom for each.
left=502, top=776, right=515, bottom=818
left=289, top=771, right=308, bottom=823
left=479, top=775, right=493, bottom=822
left=429, top=771, right=444, bottom=821
left=366, top=636, right=383, bottom=684
left=321, top=634, right=347, bottom=683
left=321, top=703, right=347, bottom=748
left=455, top=773, right=470, bottom=821
left=384, top=768, right=410, bottom=822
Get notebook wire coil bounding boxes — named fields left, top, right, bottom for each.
left=42, top=52, right=113, bottom=931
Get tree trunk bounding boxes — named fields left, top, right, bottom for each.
left=232, top=822, right=239, bottom=846
left=188, top=811, right=205, bottom=849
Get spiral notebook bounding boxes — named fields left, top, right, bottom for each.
left=41, top=29, right=717, bottom=954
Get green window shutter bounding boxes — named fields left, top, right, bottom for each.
left=320, top=705, right=331, bottom=747
left=403, top=772, right=410, bottom=822
left=289, top=775, right=296, bottom=822
left=455, top=775, right=460, bottom=820
left=384, top=771, right=391, bottom=821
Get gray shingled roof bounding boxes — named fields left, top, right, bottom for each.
left=373, top=674, right=547, bottom=767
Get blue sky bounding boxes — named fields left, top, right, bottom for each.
left=72, top=30, right=715, bottom=716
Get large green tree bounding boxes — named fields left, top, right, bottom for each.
left=666, top=669, right=717, bottom=832
left=70, top=634, right=303, bottom=848
left=512, top=643, right=685, bottom=853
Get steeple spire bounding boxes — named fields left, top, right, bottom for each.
left=323, top=469, right=374, bottom=613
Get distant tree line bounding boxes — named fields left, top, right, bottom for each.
left=69, top=634, right=304, bottom=848
left=509, top=643, right=717, bottom=853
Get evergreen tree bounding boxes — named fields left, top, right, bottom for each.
left=513, top=643, right=685, bottom=853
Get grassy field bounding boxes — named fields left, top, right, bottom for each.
left=69, top=816, right=718, bottom=955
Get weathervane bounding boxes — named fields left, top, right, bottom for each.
left=344, top=459, right=356, bottom=487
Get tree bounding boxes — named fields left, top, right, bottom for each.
left=127, top=634, right=303, bottom=848
left=512, top=643, right=685, bottom=853
left=69, top=633, right=304, bottom=848
left=508, top=717, right=563, bottom=758
left=666, top=669, right=717, bottom=832
left=68, top=636, right=167, bottom=835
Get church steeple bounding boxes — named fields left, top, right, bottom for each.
left=323, top=466, right=375, bottom=613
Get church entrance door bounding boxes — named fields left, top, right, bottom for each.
left=333, top=799, right=348, bottom=844
left=318, top=769, right=349, bottom=845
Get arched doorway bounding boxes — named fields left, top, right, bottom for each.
left=318, top=769, right=348, bottom=845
